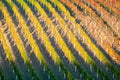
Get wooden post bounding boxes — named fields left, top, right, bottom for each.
left=64, top=73, right=66, bottom=79
left=112, top=74, right=114, bottom=79
left=97, top=70, right=98, bottom=78
left=59, top=66, right=61, bottom=72
left=75, top=65, right=77, bottom=72
left=48, top=74, right=50, bottom=80
left=43, top=66, right=45, bottom=72
left=106, top=67, right=108, bottom=71
left=16, top=75, right=18, bottom=80
left=90, top=65, right=92, bottom=72
left=28, top=68, right=30, bottom=72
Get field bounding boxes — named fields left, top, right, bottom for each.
left=0, top=0, right=120, bottom=80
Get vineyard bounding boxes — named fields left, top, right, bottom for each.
left=0, top=0, right=120, bottom=80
